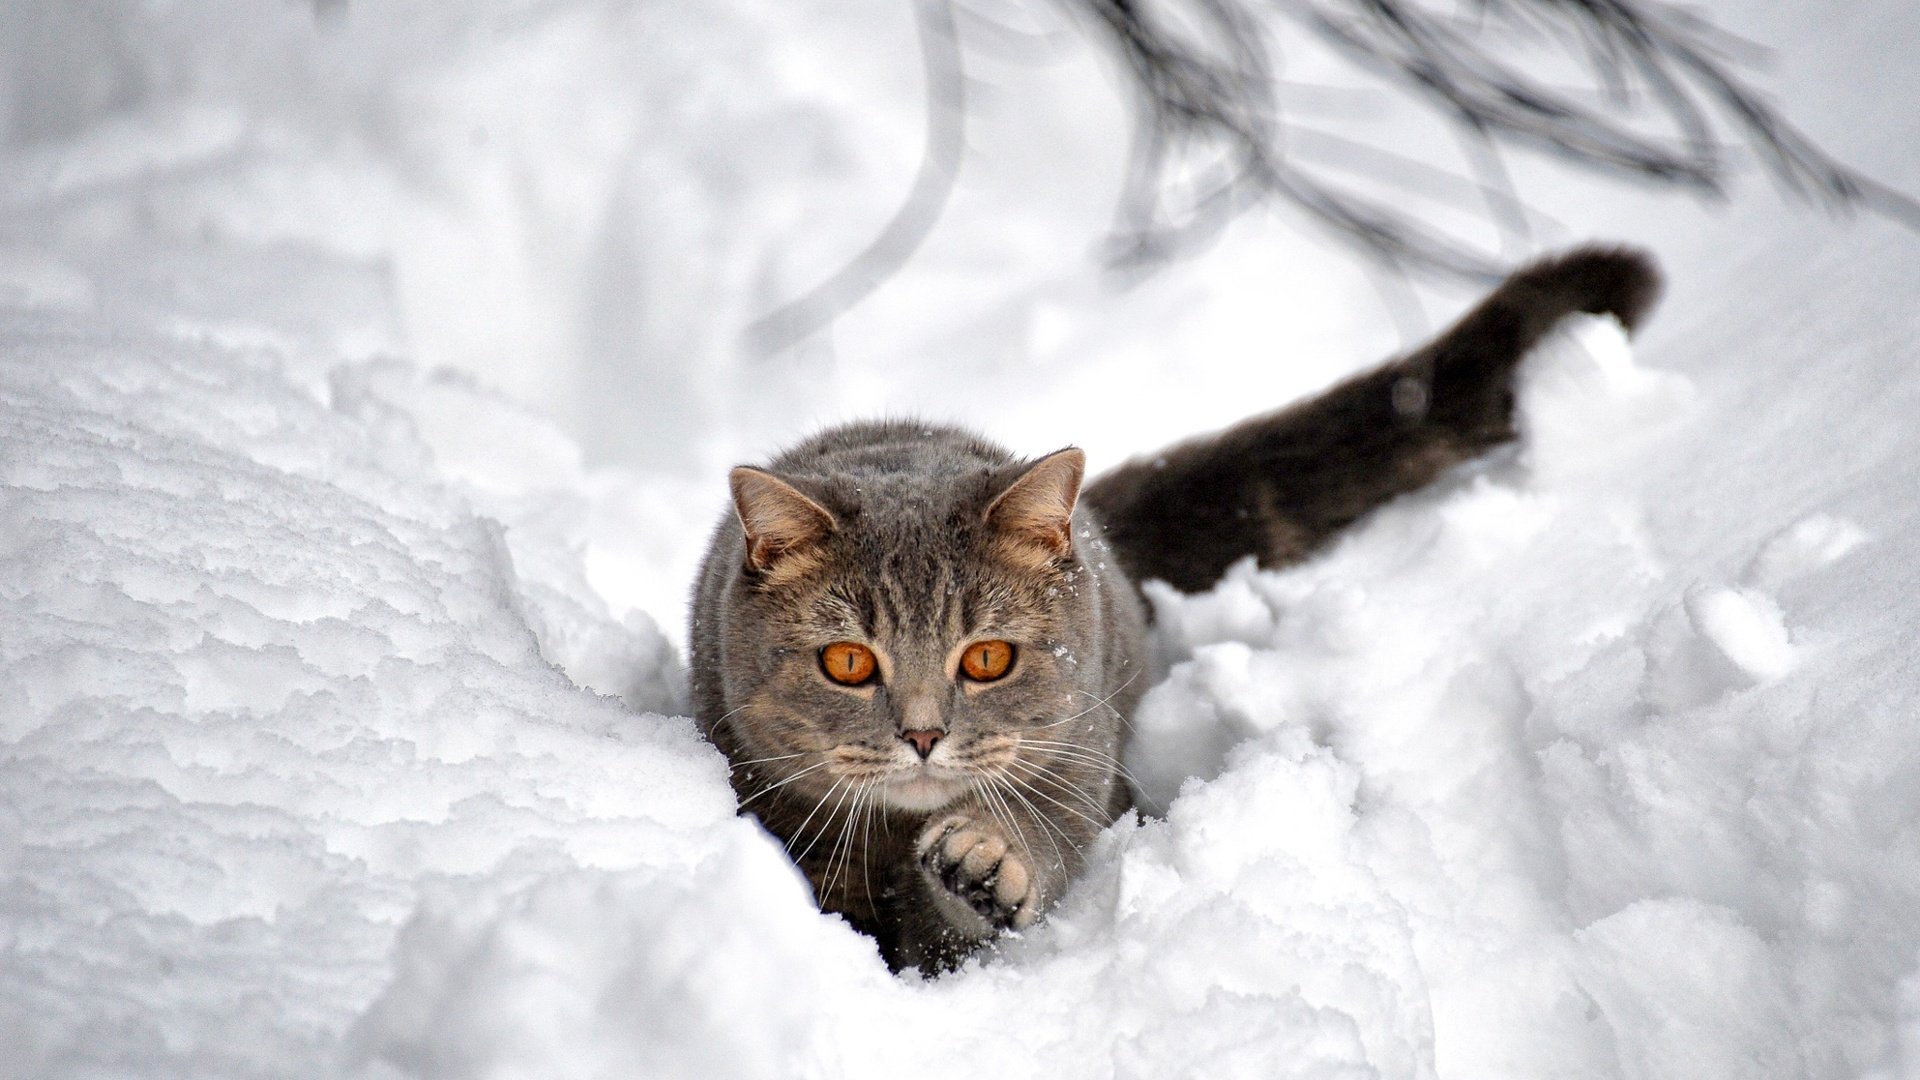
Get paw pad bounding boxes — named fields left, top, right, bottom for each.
left=917, top=814, right=1038, bottom=931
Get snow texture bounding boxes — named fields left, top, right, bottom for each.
left=3, top=2, right=1920, bottom=1079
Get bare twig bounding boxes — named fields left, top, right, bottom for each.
left=745, top=0, right=1918, bottom=348
left=1080, top=0, right=1920, bottom=277
left=746, top=0, right=968, bottom=355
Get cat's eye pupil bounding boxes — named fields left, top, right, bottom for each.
left=820, top=642, right=877, bottom=686
left=960, top=640, right=1014, bottom=682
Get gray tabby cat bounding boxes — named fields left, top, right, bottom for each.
left=689, top=246, right=1660, bottom=972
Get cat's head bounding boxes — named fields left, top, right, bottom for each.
left=713, top=446, right=1125, bottom=820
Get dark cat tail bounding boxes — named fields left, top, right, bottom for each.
left=1081, top=245, right=1662, bottom=595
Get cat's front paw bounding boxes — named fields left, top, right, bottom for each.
left=916, top=813, right=1038, bottom=932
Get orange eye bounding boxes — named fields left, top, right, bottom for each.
left=820, top=642, right=878, bottom=686
left=960, top=640, right=1015, bottom=682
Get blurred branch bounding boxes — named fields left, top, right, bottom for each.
left=746, top=0, right=966, bottom=356
left=747, top=0, right=1920, bottom=348
left=1078, top=0, right=1920, bottom=278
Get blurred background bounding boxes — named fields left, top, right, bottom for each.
left=1, top=0, right=1906, bottom=632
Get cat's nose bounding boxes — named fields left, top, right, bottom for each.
left=901, top=729, right=943, bottom=760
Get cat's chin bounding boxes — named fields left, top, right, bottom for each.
left=881, top=771, right=967, bottom=814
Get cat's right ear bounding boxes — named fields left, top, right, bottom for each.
left=985, top=447, right=1084, bottom=560
left=730, top=467, right=837, bottom=574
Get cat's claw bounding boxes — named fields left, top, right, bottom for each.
left=917, top=814, right=1038, bottom=932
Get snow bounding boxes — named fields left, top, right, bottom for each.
left=4, top=2, right=1920, bottom=1079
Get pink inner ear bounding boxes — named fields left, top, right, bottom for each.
left=985, top=448, right=1084, bottom=557
left=731, top=467, right=835, bottom=571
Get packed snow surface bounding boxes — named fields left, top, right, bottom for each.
left=3, top=2, right=1919, bottom=1079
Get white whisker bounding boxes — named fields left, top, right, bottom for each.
left=737, top=759, right=833, bottom=809
left=986, top=770, right=1069, bottom=875
left=728, top=750, right=810, bottom=772
left=1002, top=757, right=1110, bottom=832
left=786, top=777, right=848, bottom=866
left=822, top=777, right=874, bottom=903
left=1031, top=671, right=1141, bottom=731
left=1016, top=738, right=1145, bottom=792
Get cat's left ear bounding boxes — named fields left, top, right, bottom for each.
left=985, top=447, right=1084, bottom=559
left=731, top=467, right=837, bottom=574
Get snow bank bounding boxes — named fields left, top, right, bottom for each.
left=1130, top=316, right=1907, bottom=1079
left=353, top=315, right=1919, bottom=1080
left=5, top=1, right=1920, bottom=1078
left=337, top=311, right=1920, bottom=1076
left=0, top=294, right=718, bottom=1077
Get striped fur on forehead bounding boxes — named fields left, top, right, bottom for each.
left=957, top=574, right=1065, bottom=637
left=787, top=546, right=1059, bottom=646
left=756, top=480, right=1062, bottom=640
left=794, top=583, right=869, bottom=641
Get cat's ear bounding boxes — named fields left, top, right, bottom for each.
left=731, top=467, right=836, bottom=574
left=985, top=447, right=1084, bottom=559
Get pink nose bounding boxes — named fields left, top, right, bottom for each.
left=902, top=729, right=943, bottom=760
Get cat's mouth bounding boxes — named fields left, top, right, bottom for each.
left=880, top=767, right=968, bottom=813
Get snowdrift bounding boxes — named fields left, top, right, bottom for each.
left=4, top=2, right=1920, bottom=1079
